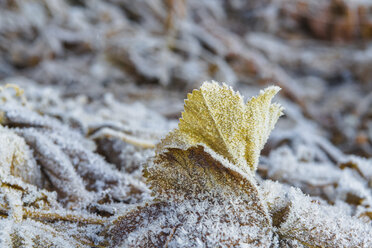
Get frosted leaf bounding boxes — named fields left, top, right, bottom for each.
left=12, top=124, right=146, bottom=206
left=261, top=181, right=372, bottom=247
left=0, top=127, right=59, bottom=217
left=0, top=219, right=88, bottom=248
left=108, top=82, right=282, bottom=247
left=145, top=81, right=282, bottom=206
left=164, top=81, right=283, bottom=173
left=0, top=128, right=105, bottom=247
left=15, top=128, right=93, bottom=205
left=108, top=81, right=372, bottom=247
left=0, top=127, right=43, bottom=187
left=0, top=103, right=67, bottom=131
left=0, top=88, right=147, bottom=205
left=264, top=145, right=372, bottom=208
left=145, top=145, right=265, bottom=205
left=106, top=199, right=273, bottom=248
left=0, top=84, right=152, bottom=246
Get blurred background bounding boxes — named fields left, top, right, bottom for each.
left=1, top=0, right=372, bottom=160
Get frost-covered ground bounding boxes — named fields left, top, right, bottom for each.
left=1, top=0, right=372, bottom=247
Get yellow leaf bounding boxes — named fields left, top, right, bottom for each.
left=159, top=81, right=283, bottom=173
left=143, top=81, right=283, bottom=225
left=109, top=82, right=283, bottom=247
left=146, top=81, right=283, bottom=201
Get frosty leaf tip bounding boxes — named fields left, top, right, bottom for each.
left=161, top=81, right=283, bottom=173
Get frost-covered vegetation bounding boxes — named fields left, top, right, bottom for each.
left=1, top=0, right=372, bottom=247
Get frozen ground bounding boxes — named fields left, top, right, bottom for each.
left=1, top=0, right=372, bottom=247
